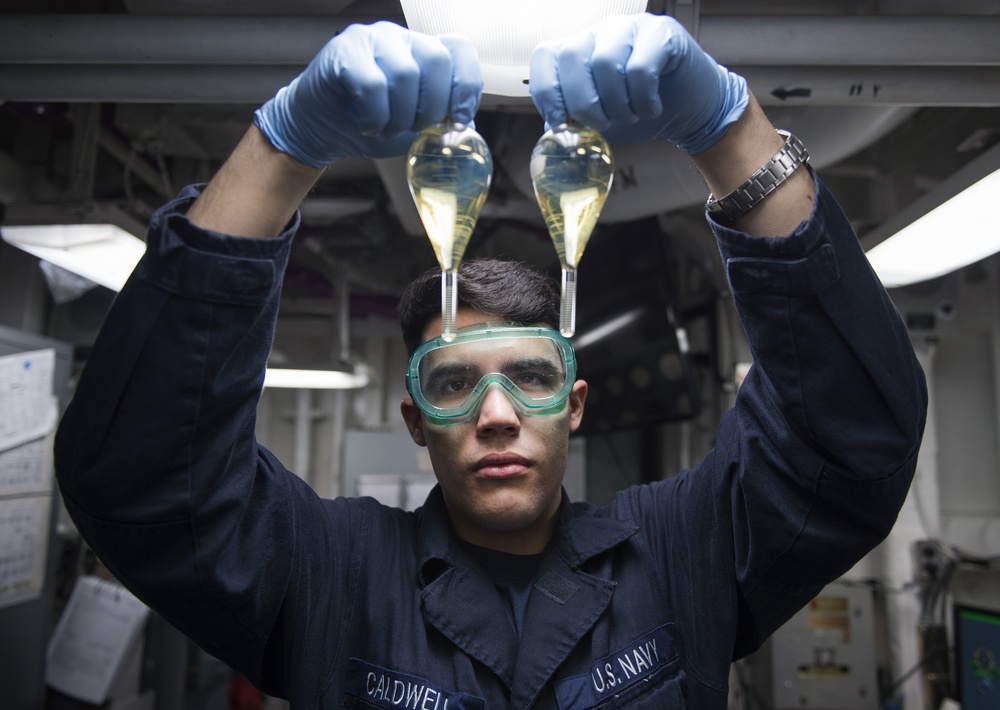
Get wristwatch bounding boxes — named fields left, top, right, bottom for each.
left=705, top=130, right=809, bottom=222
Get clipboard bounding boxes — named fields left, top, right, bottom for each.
left=45, top=575, right=150, bottom=705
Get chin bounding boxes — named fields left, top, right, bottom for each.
left=469, top=493, right=551, bottom=533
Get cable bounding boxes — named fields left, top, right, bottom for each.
left=880, top=645, right=946, bottom=705
left=948, top=545, right=1000, bottom=570
left=123, top=144, right=137, bottom=207
left=154, top=151, right=174, bottom=198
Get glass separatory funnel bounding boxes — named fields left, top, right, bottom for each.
left=529, top=123, right=614, bottom=338
left=407, top=121, right=493, bottom=342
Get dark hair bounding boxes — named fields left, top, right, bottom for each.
left=398, top=258, right=560, bottom=354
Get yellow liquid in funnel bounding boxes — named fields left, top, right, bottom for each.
left=530, top=128, right=613, bottom=270
left=534, top=180, right=609, bottom=269
left=407, top=122, right=493, bottom=341
left=530, top=124, right=614, bottom=336
left=407, top=125, right=492, bottom=272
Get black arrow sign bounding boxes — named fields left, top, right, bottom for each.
left=771, top=87, right=813, bottom=101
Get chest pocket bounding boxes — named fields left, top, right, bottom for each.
left=591, top=665, right=685, bottom=708
left=553, top=624, right=686, bottom=709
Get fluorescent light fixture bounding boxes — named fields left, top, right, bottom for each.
left=265, top=313, right=370, bottom=390
left=864, top=140, right=1000, bottom=289
left=263, top=366, right=370, bottom=390
left=2, top=222, right=370, bottom=391
left=573, top=307, right=644, bottom=349
left=400, top=0, right=647, bottom=97
left=1, top=223, right=145, bottom=292
left=866, top=167, right=1000, bottom=288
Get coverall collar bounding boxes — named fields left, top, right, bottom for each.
left=414, top=485, right=638, bottom=702
left=415, top=485, right=638, bottom=581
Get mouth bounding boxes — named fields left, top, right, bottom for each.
left=474, top=452, right=532, bottom=479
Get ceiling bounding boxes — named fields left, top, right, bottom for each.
left=1, top=0, right=999, bottom=314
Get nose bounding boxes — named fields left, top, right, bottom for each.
left=475, top=383, right=521, bottom=437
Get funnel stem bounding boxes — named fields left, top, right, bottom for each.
left=441, top=269, right=458, bottom=342
left=560, top=267, right=577, bottom=338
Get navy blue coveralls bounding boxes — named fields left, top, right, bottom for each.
left=54, top=172, right=927, bottom=709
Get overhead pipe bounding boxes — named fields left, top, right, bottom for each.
left=0, top=14, right=997, bottom=67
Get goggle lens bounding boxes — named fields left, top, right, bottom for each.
left=407, top=325, right=576, bottom=424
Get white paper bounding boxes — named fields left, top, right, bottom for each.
left=0, top=349, right=57, bottom=454
left=0, top=437, right=53, bottom=497
left=46, top=576, right=150, bottom=704
left=0, top=494, right=51, bottom=608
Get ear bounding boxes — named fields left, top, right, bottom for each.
left=400, top=397, right=427, bottom=446
left=567, top=379, right=588, bottom=434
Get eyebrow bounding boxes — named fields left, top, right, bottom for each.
left=425, top=356, right=563, bottom=383
left=424, top=361, right=479, bottom=386
left=503, top=356, right=564, bottom=376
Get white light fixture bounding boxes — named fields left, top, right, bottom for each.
left=263, top=365, right=370, bottom=390
left=1, top=223, right=145, bottom=292
left=865, top=141, right=1000, bottom=288
left=264, top=277, right=370, bottom=390
left=400, top=0, right=648, bottom=97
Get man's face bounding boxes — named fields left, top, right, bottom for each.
left=400, top=309, right=587, bottom=554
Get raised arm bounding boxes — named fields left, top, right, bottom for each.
left=54, top=22, right=484, bottom=694
left=186, top=125, right=321, bottom=238
left=529, top=11, right=927, bottom=658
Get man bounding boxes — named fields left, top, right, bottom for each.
left=54, top=13, right=927, bottom=709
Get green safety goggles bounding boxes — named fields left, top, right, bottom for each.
left=406, top=323, right=577, bottom=425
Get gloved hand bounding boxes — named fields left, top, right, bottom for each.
left=254, top=22, right=483, bottom=168
left=529, top=13, right=748, bottom=154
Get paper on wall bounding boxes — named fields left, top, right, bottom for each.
left=0, top=494, right=51, bottom=609
left=46, top=576, right=150, bottom=705
left=0, top=349, right=58, bottom=454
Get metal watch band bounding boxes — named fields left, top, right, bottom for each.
left=705, top=130, right=810, bottom=222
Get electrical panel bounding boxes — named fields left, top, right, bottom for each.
left=747, top=582, right=880, bottom=710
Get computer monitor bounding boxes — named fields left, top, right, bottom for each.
left=953, top=603, right=1000, bottom=710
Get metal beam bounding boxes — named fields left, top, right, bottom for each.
left=700, top=15, right=1000, bottom=67
left=0, top=65, right=297, bottom=103
left=0, top=14, right=395, bottom=64
left=743, top=66, right=1000, bottom=107
left=0, top=14, right=996, bottom=67
left=0, top=14, right=998, bottom=105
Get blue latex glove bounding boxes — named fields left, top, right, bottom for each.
left=254, top=22, right=483, bottom=168
left=530, top=13, right=748, bottom=154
